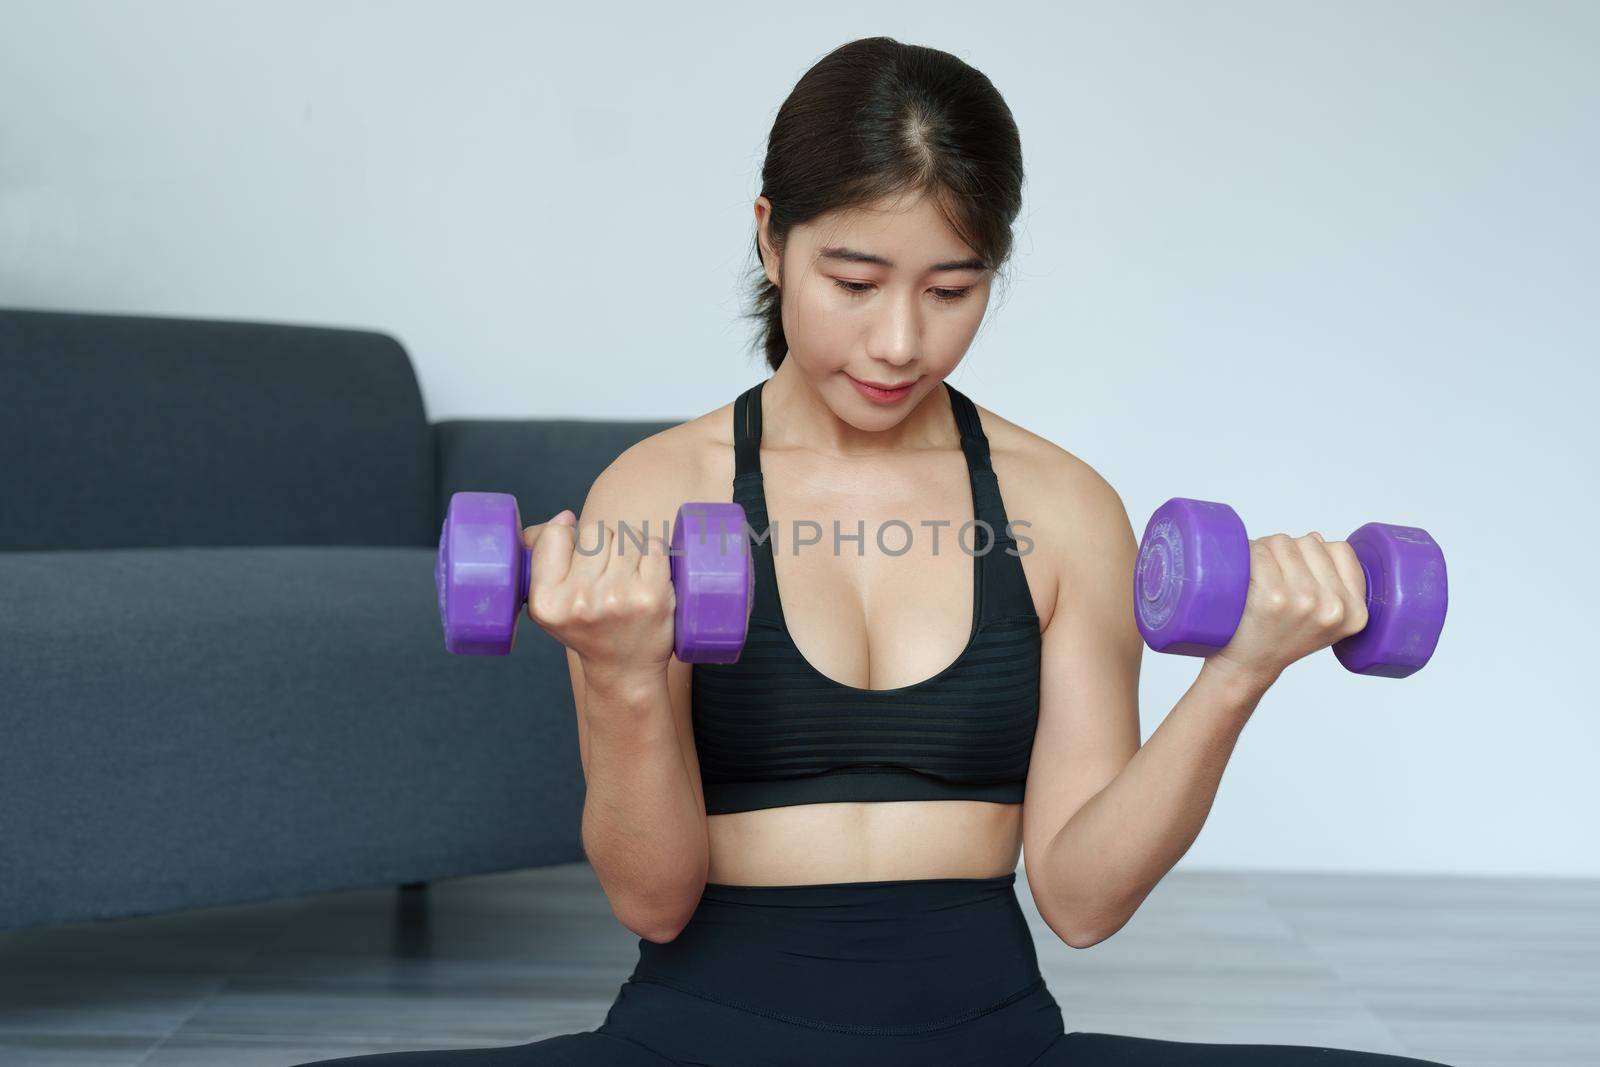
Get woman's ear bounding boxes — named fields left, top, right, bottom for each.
left=754, top=197, right=782, bottom=288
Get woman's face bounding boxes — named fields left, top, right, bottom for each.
left=756, top=190, right=993, bottom=427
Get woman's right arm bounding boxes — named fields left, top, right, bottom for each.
left=568, top=650, right=708, bottom=943
left=532, top=443, right=709, bottom=943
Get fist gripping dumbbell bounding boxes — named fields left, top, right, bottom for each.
left=1134, top=497, right=1448, bottom=678
left=435, top=491, right=753, bottom=662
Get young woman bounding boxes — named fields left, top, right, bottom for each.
left=298, top=36, right=1452, bottom=1067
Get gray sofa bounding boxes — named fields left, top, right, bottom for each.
left=0, top=307, right=675, bottom=932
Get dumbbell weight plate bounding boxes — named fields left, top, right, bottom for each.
left=669, top=503, right=753, bottom=665
left=1331, top=522, right=1448, bottom=678
left=1133, top=497, right=1252, bottom=657
left=436, top=492, right=528, bottom=656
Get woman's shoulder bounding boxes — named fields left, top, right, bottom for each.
left=970, top=399, right=1135, bottom=616
left=576, top=398, right=738, bottom=526
left=970, top=399, right=1123, bottom=514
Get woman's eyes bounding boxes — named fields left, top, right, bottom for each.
left=832, top=279, right=973, bottom=303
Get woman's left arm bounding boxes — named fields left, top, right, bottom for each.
left=1019, top=457, right=1274, bottom=950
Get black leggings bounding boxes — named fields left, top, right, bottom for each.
left=291, top=873, right=1452, bottom=1066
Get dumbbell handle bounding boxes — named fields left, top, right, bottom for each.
left=1136, top=518, right=1390, bottom=615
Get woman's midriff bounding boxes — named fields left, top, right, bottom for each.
left=705, top=799, right=1024, bottom=885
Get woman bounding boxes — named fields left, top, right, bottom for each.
left=298, top=36, right=1452, bottom=1067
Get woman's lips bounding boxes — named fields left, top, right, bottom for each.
left=847, top=374, right=917, bottom=404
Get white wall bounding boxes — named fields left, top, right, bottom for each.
left=3, top=1, right=1594, bottom=879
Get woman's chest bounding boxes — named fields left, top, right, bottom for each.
left=757, top=446, right=1036, bottom=690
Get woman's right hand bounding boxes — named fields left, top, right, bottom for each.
left=520, top=511, right=677, bottom=696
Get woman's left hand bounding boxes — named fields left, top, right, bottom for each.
left=1208, top=531, right=1371, bottom=688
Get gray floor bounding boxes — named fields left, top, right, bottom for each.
left=0, top=861, right=1594, bottom=1067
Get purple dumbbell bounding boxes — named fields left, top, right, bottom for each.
left=1134, top=497, right=1448, bottom=678
left=435, top=491, right=753, bottom=662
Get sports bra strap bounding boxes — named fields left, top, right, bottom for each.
left=943, top=383, right=1013, bottom=546
left=945, top=383, right=987, bottom=454
left=732, top=383, right=781, bottom=625
left=734, top=381, right=763, bottom=480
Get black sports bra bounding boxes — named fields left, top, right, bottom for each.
left=690, top=379, right=1042, bottom=816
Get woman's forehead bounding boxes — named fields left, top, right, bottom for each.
left=802, top=200, right=977, bottom=268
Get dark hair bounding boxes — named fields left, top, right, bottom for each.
left=743, top=37, right=1025, bottom=372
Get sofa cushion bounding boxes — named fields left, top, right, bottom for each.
left=0, top=545, right=584, bottom=929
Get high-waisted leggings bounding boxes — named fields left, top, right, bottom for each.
left=292, top=873, right=1453, bottom=1066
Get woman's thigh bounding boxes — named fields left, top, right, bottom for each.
left=288, top=1031, right=678, bottom=1066
left=1032, top=1031, right=1451, bottom=1065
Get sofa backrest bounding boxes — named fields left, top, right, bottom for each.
left=433, top=417, right=681, bottom=540
left=0, top=307, right=436, bottom=551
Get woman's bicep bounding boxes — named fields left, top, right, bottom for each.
left=1021, top=468, right=1144, bottom=868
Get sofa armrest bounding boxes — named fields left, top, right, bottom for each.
left=433, top=417, right=679, bottom=532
